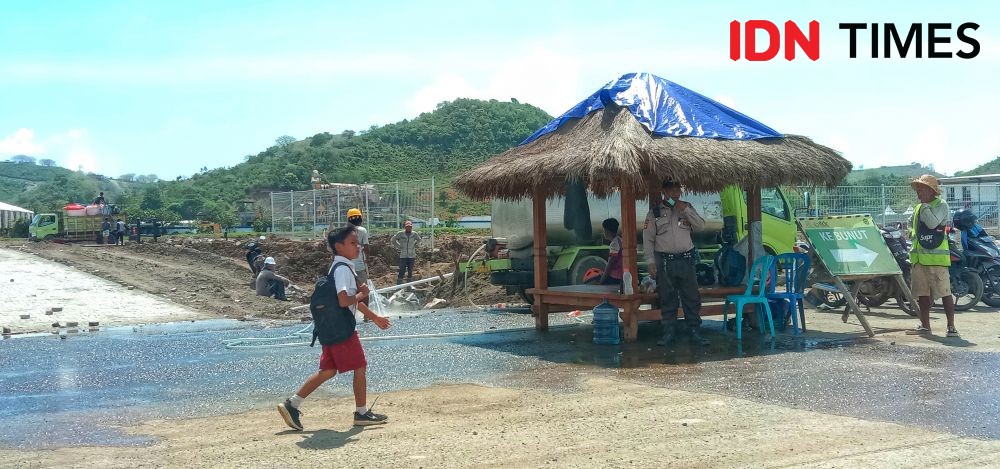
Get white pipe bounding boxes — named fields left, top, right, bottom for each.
left=375, top=272, right=453, bottom=294
left=286, top=272, right=455, bottom=314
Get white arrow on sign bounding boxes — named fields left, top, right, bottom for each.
left=831, top=244, right=879, bottom=267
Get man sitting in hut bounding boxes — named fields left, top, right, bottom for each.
left=643, top=180, right=709, bottom=346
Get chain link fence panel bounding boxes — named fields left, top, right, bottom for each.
left=787, top=184, right=1000, bottom=233
left=270, top=178, right=437, bottom=247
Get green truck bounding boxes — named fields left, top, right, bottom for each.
left=29, top=213, right=113, bottom=242
left=461, top=185, right=798, bottom=302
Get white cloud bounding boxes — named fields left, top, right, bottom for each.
left=405, top=47, right=586, bottom=116
left=64, top=148, right=99, bottom=173
left=0, top=128, right=45, bottom=156
left=1, top=128, right=105, bottom=173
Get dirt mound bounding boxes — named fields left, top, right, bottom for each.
left=161, top=233, right=520, bottom=308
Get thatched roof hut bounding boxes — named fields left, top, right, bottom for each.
left=452, top=72, right=853, bottom=341
left=455, top=73, right=851, bottom=200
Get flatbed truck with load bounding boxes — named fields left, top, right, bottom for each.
left=29, top=209, right=126, bottom=242
left=460, top=185, right=798, bottom=302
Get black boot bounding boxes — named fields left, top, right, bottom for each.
left=689, top=328, right=710, bottom=346
left=656, top=326, right=676, bottom=346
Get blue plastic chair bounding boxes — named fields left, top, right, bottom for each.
left=723, top=255, right=776, bottom=340
left=766, top=253, right=811, bottom=334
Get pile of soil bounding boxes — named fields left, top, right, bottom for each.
left=162, top=232, right=519, bottom=307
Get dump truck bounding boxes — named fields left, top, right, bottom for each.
left=29, top=211, right=125, bottom=242
left=461, top=185, right=798, bottom=302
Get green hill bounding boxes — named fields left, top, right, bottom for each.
left=3, top=99, right=553, bottom=222
left=153, top=98, right=552, bottom=220
left=846, top=163, right=942, bottom=185
left=955, top=155, right=1000, bottom=176
left=0, top=161, right=147, bottom=212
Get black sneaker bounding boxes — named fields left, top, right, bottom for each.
left=277, top=399, right=303, bottom=431
left=353, top=410, right=388, bottom=426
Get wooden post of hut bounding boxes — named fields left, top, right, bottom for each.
left=619, top=184, right=640, bottom=334
left=531, top=187, right=549, bottom=331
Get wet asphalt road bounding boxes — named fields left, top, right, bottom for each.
left=1, top=311, right=999, bottom=449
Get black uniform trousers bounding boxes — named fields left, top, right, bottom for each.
left=655, top=252, right=703, bottom=329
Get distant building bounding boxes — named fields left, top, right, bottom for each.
left=0, top=201, right=34, bottom=235
left=457, top=215, right=491, bottom=229
left=938, top=173, right=1000, bottom=225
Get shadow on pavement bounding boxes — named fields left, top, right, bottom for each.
left=289, top=427, right=366, bottom=450
left=458, top=319, right=868, bottom=369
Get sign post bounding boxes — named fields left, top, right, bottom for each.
left=798, top=214, right=918, bottom=337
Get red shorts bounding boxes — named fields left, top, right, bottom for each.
left=319, top=331, right=367, bottom=373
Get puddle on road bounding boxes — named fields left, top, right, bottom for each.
left=2, top=311, right=999, bottom=449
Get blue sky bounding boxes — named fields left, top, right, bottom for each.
left=1, top=0, right=998, bottom=179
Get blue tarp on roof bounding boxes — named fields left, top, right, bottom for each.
left=521, top=72, right=783, bottom=145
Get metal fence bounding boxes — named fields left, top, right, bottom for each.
left=270, top=177, right=436, bottom=246
left=787, top=184, right=1000, bottom=233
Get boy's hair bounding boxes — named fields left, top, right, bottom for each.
left=602, top=218, right=619, bottom=234
left=326, top=224, right=358, bottom=255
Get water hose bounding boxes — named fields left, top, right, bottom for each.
left=221, top=323, right=580, bottom=349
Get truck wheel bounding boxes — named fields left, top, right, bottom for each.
left=570, top=255, right=607, bottom=285
left=43, top=235, right=55, bottom=241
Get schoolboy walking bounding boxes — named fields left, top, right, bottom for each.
left=277, top=224, right=391, bottom=430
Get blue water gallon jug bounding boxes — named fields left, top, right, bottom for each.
left=592, top=299, right=621, bottom=345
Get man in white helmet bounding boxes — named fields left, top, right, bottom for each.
left=256, top=256, right=291, bottom=301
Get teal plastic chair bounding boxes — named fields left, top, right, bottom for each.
left=723, top=255, right=777, bottom=340
left=766, top=253, right=810, bottom=334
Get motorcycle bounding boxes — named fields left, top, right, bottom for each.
left=245, top=237, right=267, bottom=288
left=953, top=210, right=1000, bottom=307
left=944, top=226, right=984, bottom=311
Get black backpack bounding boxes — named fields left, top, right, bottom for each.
left=715, top=244, right=746, bottom=287
left=309, top=262, right=357, bottom=346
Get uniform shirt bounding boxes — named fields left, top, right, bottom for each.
left=330, top=255, right=359, bottom=317
left=642, top=201, right=706, bottom=265
left=353, top=226, right=369, bottom=272
left=115, top=221, right=126, bottom=232
left=390, top=230, right=422, bottom=258
left=255, top=268, right=290, bottom=296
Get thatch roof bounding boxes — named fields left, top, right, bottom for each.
left=455, top=105, right=851, bottom=200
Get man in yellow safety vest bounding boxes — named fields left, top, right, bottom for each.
left=907, top=174, right=959, bottom=337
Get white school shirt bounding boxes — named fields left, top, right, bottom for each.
left=330, top=255, right=359, bottom=317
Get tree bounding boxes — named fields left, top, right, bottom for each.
left=39, top=158, right=56, bottom=167
left=310, top=132, right=333, bottom=147
left=341, top=130, right=356, bottom=139
left=9, top=155, right=36, bottom=164
left=275, top=135, right=296, bottom=147
left=140, top=186, right=164, bottom=211
left=118, top=173, right=135, bottom=182
left=136, top=174, right=159, bottom=183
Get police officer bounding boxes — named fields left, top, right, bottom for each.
left=643, top=180, right=708, bottom=346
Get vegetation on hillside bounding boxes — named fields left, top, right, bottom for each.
left=1, top=99, right=552, bottom=224
left=955, top=155, right=1000, bottom=176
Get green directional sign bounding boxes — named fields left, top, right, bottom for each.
left=798, top=214, right=902, bottom=276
